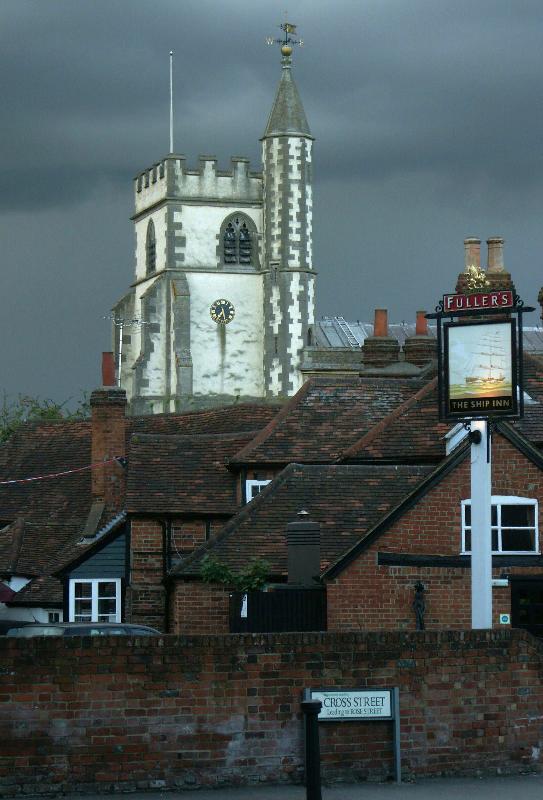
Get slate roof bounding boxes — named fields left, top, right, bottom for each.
left=174, top=464, right=432, bottom=578
left=263, top=61, right=312, bottom=138
left=230, top=377, right=426, bottom=466
left=127, top=432, right=256, bottom=515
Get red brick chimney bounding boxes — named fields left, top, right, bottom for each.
left=403, top=311, right=437, bottom=366
left=361, top=309, right=400, bottom=367
left=455, top=237, right=481, bottom=293
left=90, top=376, right=127, bottom=510
left=484, top=237, right=516, bottom=294
left=456, top=236, right=515, bottom=295
left=101, top=352, right=116, bottom=387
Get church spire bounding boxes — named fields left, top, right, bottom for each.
left=263, top=20, right=312, bottom=139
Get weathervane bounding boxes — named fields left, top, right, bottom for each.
left=266, top=15, right=303, bottom=61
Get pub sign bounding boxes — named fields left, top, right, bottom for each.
left=444, top=319, right=517, bottom=418
left=426, top=288, right=532, bottom=423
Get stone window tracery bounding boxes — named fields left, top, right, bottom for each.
left=223, top=215, right=253, bottom=266
left=146, top=219, right=156, bottom=275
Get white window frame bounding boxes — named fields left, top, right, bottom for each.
left=245, top=479, right=271, bottom=502
left=461, top=496, right=539, bottom=555
left=68, top=578, right=122, bottom=623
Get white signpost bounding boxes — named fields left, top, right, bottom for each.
left=303, top=688, right=401, bottom=783
left=470, top=420, right=492, bottom=628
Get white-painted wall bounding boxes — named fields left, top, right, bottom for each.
left=134, top=209, right=168, bottom=281
left=188, top=273, right=264, bottom=398
left=180, top=205, right=262, bottom=268
left=0, top=605, right=61, bottom=623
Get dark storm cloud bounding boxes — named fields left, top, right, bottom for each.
left=2, top=0, right=543, bottom=401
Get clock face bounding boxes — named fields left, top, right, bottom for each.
left=210, top=298, right=235, bottom=325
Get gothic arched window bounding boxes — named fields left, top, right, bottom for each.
left=146, top=220, right=156, bottom=275
left=222, top=216, right=253, bottom=266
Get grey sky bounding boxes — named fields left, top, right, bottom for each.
left=2, top=0, right=543, bottom=403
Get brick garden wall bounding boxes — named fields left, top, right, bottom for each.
left=2, top=630, right=543, bottom=795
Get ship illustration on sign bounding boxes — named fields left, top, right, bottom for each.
left=464, top=331, right=506, bottom=387
left=448, top=322, right=513, bottom=400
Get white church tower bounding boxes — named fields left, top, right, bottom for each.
left=112, top=22, right=314, bottom=414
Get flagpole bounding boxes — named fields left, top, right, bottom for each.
left=169, top=50, right=174, bottom=153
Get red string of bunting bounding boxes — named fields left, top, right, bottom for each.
left=0, top=457, right=125, bottom=486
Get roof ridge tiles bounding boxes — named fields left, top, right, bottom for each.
left=336, top=377, right=438, bottom=463
left=130, top=429, right=263, bottom=444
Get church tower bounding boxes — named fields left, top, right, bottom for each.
left=112, top=22, right=314, bottom=413
left=261, top=32, right=315, bottom=397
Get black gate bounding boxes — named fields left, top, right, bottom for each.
left=229, top=587, right=326, bottom=633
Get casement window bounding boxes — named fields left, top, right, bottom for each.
left=68, top=579, right=121, bottom=623
left=246, top=479, right=271, bottom=502
left=461, top=497, right=538, bottom=555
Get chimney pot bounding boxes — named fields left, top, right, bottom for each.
left=415, top=311, right=428, bottom=336
left=374, top=309, right=388, bottom=337
left=487, top=237, right=504, bottom=272
left=102, top=352, right=116, bottom=387
left=464, top=237, right=481, bottom=269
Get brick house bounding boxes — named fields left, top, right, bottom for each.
left=0, top=376, right=279, bottom=626
left=2, top=330, right=543, bottom=635
left=169, top=372, right=543, bottom=635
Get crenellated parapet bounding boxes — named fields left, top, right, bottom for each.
left=134, top=155, right=262, bottom=216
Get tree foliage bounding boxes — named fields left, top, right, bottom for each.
left=200, top=555, right=270, bottom=592
left=0, top=394, right=89, bottom=443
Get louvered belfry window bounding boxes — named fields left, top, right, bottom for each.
left=146, top=219, right=156, bottom=274
left=223, top=216, right=252, bottom=265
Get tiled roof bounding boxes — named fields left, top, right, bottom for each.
left=0, top=402, right=279, bottom=602
left=129, top=403, right=282, bottom=438
left=0, top=420, right=92, bottom=526
left=338, top=370, right=543, bottom=464
left=338, top=379, right=448, bottom=463
left=174, top=463, right=432, bottom=578
left=127, top=432, right=254, bottom=514
left=8, top=574, right=63, bottom=606
left=0, top=519, right=82, bottom=577
left=230, top=377, right=426, bottom=465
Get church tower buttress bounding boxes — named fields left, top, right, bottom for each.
left=261, top=40, right=315, bottom=397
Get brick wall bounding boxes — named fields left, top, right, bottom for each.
left=1, top=630, right=543, bottom=795
left=328, top=434, right=543, bottom=631
left=129, top=518, right=166, bottom=630
left=170, top=580, right=230, bottom=634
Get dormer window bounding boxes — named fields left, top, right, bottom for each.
left=222, top=215, right=254, bottom=266
left=246, top=479, right=271, bottom=502
left=146, top=219, right=156, bottom=275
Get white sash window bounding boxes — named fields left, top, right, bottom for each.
left=461, top=497, right=538, bottom=555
